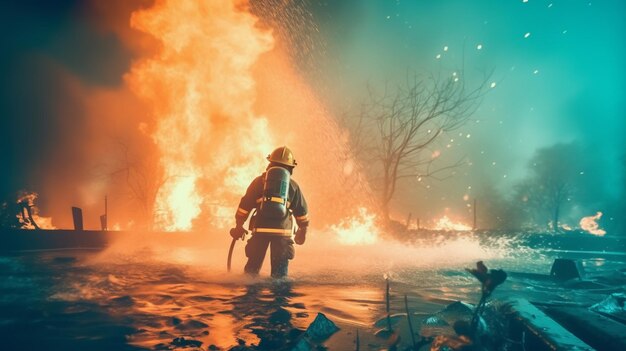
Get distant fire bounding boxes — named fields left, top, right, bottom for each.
left=432, top=216, right=472, bottom=231
left=16, top=191, right=56, bottom=230
left=579, top=212, right=606, bottom=236
left=331, top=208, right=379, bottom=245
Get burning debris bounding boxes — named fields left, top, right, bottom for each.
left=330, top=207, right=379, bottom=245
left=432, top=216, right=472, bottom=232
left=13, top=191, right=55, bottom=230
left=579, top=212, right=606, bottom=236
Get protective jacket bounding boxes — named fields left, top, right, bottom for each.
left=235, top=172, right=309, bottom=236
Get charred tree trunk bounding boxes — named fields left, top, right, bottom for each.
left=553, top=203, right=560, bottom=233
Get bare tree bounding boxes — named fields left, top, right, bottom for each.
left=94, top=138, right=166, bottom=231
left=512, top=143, right=580, bottom=232
left=514, top=178, right=571, bottom=232
left=117, top=141, right=167, bottom=230
left=346, top=71, right=491, bottom=220
left=545, top=180, right=570, bottom=232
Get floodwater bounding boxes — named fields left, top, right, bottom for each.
left=0, top=231, right=624, bottom=351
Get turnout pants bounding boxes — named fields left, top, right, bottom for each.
left=244, top=234, right=295, bottom=278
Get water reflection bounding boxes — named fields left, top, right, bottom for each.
left=228, top=281, right=305, bottom=350
left=125, top=277, right=315, bottom=350
left=0, top=248, right=624, bottom=351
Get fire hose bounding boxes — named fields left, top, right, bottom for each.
left=227, top=228, right=247, bottom=272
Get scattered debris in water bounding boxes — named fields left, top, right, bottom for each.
left=590, top=293, right=626, bottom=317
left=292, top=313, right=339, bottom=350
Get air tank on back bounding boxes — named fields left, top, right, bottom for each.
left=260, top=166, right=290, bottom=219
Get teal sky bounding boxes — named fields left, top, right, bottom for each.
left=306, top=0, right=625, bottom=220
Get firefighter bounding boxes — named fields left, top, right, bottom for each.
left=230, top=146, right=309, bottom=278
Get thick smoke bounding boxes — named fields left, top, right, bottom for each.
left=0, top=0, right=142, bottom=228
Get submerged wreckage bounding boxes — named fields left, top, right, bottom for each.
left=342, top=259, right=625, bottom=351
left=2, top=204, right=625, bottom=350
left=389, top=260, right=625, bottom=351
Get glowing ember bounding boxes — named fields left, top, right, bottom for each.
left=433, top=216, right=472, bottom=231
left=331, top=207, right=379, bottom=245
left=579, top=212, right=606, bottom=236
left=128, top=0, right=275, bottom=230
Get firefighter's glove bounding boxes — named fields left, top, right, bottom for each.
left=294, top=227, right=307, bottom=245
left=230, top=226, right=247, bottom=240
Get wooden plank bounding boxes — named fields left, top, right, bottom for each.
left=545, top=307, right=626, bottom=351
left=503, top=298, right=594, bottom=351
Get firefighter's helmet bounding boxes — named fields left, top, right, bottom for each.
left=267, top=146, right=297, bottom=167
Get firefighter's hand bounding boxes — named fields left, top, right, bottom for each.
left=294, top=227, right=307, bottom=245
left=230, top=226, right=247, bottom=240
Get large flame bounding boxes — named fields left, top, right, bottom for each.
left=331, top=207, right=379, bottom=245
left=579, top=211, right=606, bottom=236
left=432, top=216, right=472, bottom=231
left=119, top=0, right=374, bottom=233
left=127, top=0, right=275, bottom=230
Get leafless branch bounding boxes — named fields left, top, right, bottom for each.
left=342, top=69, right=492, bottom=219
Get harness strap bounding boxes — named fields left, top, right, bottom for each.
left=253, top=227, right=293, bottom=236
left=256, top=197, right=291, bottom=208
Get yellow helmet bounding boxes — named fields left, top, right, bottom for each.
left=267, top=146, right=297, bottom=167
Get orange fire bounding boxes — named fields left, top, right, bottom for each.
left=119, top=0, right=374, bottom=233
left=330, top=207, right=379, bottom=245
left=16, top=191, right=56, bottom=230
left=127, top=0, right=275, bottom=231
left=432, top=216, right=472, bottom=231
left=579, top=212, right=606, bottom=236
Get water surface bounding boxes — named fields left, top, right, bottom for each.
left=1, top=232, right=624, bottom=350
